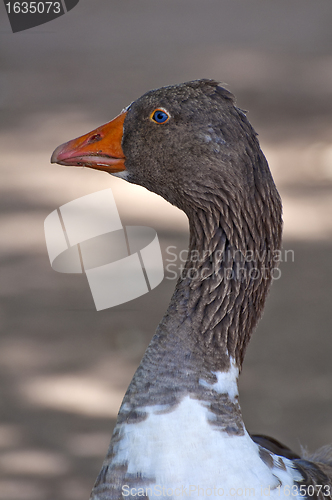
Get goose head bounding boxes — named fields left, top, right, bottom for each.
left=52, top=80, right=278, bottom=216
left=51, top=79, right=282, bottom=369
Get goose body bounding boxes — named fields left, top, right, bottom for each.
left=51, top=80, right=332, bottom=500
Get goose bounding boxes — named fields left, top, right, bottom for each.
left=51, top=80, right=332, bottom=500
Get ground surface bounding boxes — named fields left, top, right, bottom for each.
left=1, top=1, right=332, bottom=499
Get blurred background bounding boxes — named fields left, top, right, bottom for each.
left=1, top=1, right=332, bottom=498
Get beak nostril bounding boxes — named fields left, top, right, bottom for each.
left=88, top=133, right=102, bottom=143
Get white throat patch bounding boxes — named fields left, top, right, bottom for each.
left=109, top=361, right=300, bottom=498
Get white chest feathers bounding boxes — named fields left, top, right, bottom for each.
left=111, top=395, right=302, bottom=499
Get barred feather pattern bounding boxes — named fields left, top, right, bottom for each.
left=178, top=149, right=282, bottom=370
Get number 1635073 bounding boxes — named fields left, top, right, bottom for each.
left=5, top=1, right=61, bottom=14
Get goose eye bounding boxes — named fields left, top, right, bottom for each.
left=151, top=109, right=170, bottom=124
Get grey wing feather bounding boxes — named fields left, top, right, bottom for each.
left=252, top=435, right=332, bottom=500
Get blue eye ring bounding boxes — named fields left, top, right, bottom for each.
left=150, top=108, right=170, bottom=124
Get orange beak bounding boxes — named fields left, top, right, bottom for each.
left=50, top=112, right=126, bottom=174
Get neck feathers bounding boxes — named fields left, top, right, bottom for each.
left=172, top=150, right=282, bottom=372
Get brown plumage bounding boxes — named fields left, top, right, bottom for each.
left=52, top=80, right=332, bottom=500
